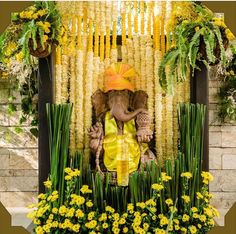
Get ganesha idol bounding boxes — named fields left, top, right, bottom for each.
left=88, top=63, right=156, bottom=186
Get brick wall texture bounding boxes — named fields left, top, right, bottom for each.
left=0, top=70, right=235, bottom=225
left=208, top=67, right=236, bottom=225
left=0, top=80, right=38, bottom=208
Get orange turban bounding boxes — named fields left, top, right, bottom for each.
left=104, top=63, right=137, bottom=92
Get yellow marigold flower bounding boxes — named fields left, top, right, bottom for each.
left=173, top=219, right=179, bottom=224
left=200, top=214, right=207, bottom=222
left=86, top=200, right=93, bottom=208
left=169, top=206, right=178, bottom=213
left=155, top=228, right=165, bottom=234
left=191, top=207, right=198, bottom=213
left=145, top=199, right=156, bottom=206
left=80, top=185, right=92, bottom=194
left=119, top=218, right=126, bottom=225
left=181, top=227, right=187, bottom=234
left=198, top=224, right=202, bottom=229
left=152, top=183, right=164, bottom=191
left=208, top=218, right=215, bottom=226
left=193, top=213, right=199, bottom=219
left=44, top=179, right=52, bottom=189
left=161, top=172, right=172, bottom=182
left=196, top=192, right=204, bottom=199
left=165, top=198, right=173, bottom=206
left=189, top=225, right=197, bottom=234
left=42, top=35, right=49, bottom=43
left=204, top=207, right=213, bottom=217
left=113, top=221, right=119, bottom=228
left=66, top=207, right=75, bottom=217
left=52, top=207, right=58, bottom=214
left=175, top=225, right=180, bottom=230
left=136, top=202, right=145, bottom=209
left=75, top=209, right=84, bottom=218
left=143, top=223, right=149, bottom=230
left=85, top=220, right=97, bottom=229
left=33, top=219, right=41, bottom=225
left=127, top=203, right=134, bottom=212
left=73, top=169, right=80, bottom=176
left=160, top=216, right=169, bottom=226
left=27, top=210, right=36, bottom=219
left=182, top=195, right=190, bottom=203
left=64, top=167, right=72, bottom=174
left=59, top=205, right=67, bottom=216
left=182, top=214, right=190, bottom=222
left=35, top=226, right=44, bottom=234
left=15, top=51, right=24, bottom=62
left=123, top=227, right=128, bottom=233
left=88, top=211, right=95, bottom=220
left=152, top=215, right=157, bottom=220
left=72, top=224, right=80, bottom=232
left=102, top=222, right=109, bottom=229
left=38, top=9, right=48, bottom=17
left=65, top=175, right=72, bottom=181
left=201, top=171, right=214, bottom=184
left=195, top=26, right=200, bottom=32
left=181, top=172, right=193, bottom=179
left=4, top=41, right=17, bottom=56
left=106, top=206, right=115, bottom=213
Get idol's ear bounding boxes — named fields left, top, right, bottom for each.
left=132, top=90, right=148, bottom=110
left=91, top=89, right=108, bottom=121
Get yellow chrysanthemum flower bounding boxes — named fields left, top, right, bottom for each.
left=43, top=179, right=52, bottom=189
left=165, top=198, right=173, bottom=206
left=152, top=183, right=164, bottom=191
left=189, top=225, right=197, bottom=234
left=182, top=195, right=190, bottom=203
left=181, top=172, right=193, bottom=179
left=80, top=185, right=92, bottom=194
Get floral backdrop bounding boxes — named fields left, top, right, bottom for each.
left=54, top=1, right=190, bottom=165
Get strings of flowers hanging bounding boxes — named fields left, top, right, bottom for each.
left=54, top=1, right=191, bottom=164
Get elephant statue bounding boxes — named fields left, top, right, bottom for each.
left=88, top=63, right=155, bottom=185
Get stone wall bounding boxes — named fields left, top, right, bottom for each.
left=209, top=68, right=236, bottom=225
left=0, top=79, right=38, bottom=209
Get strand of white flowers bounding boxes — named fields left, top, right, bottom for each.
left=69, top=53, right=76, bottom=155
left=121, top=1, right=127, bottom=63
left=87, top=1, right=94, bottom=20
left=55, top=47, right=62, bottom=104
left=105, top=1, right=112, bottom=28
left=99, top=61, right=105, bottom=90
left=140, top=35, right=146, bottom=91
left=166, top=93, right=174, bottom=160
left=127, top=38, right=134, bottom=66
left=84, top=51, right=94, bottom=164
left=61, top=53, right=69, bottom=103
left=112, top=0, right=118, bottom=22
left=100, top=2, right=106, bottom=34
left=154, top=50, right=163, bottom=160
left=133, top=35, right=141, bottom=90
left=111, top=49, right=118, bottom=64
left=146, top=37, right=154, bottom=125
left=121, top=45, right=128, bottom=63
left=110, top=0, right=118, bottom=64
left=93, top=57, right=100, bottom=93
left=75, top=50, right=84, bottom=150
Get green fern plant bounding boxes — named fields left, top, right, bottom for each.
left=159, top=3, right=233, bottom=92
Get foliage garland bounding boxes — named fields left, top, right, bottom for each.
left=218, top=47, right=236, bottom=122
left=0, top=1, right=63, bottom=136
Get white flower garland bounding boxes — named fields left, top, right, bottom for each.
left=127, top=38, right=134, bottom=67
left=140, top=35, right=146, bottom=91
left=133, top=35, right=141, bottom=90
left=146, top=37, right=154, bottom=125
left=93, top=57, right=100, bottom=92
left=75, top=50, right=84, bottom=150
left=84, top=51, right=94, bottom=162
left=166, top=94, right=173, bottom=160
left=69, top=54, right=76, bottom=155
left=121, top=45, right=128, bottom=63
left=111, top=49, right=118, bottom=64
left=99, top=61, right=105, bottom=90
left=154, top=50, right=163, bottom=160
left=55, top=47, right=62, bottom=104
